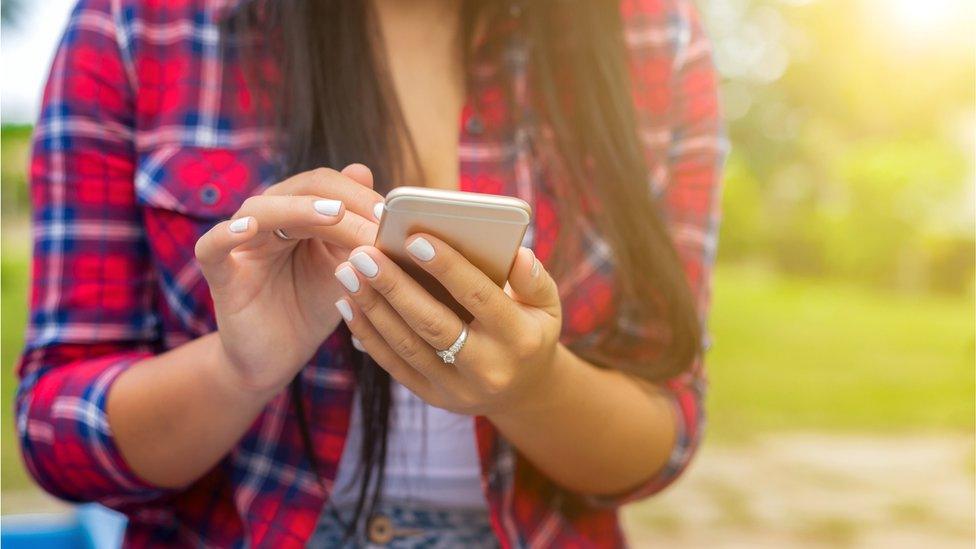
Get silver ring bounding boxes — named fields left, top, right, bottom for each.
left=435, top=324, right=468, bottom=364
left=273, top=228, right=293, bottom=240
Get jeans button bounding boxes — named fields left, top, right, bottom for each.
left=367, top=514, right=394, bottom=545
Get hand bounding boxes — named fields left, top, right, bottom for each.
left=333, top=234, right=563, bottom=416
left=195, top=164, right=384, bottom=396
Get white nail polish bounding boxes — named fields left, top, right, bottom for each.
left=335, top=265, right=360, bottom=292
left=406, top=237, right=435, bottom=262
left=229, top=217, right=250, bottom=233
left=314, top=199, right=342, bottom=216
left=373, top=202, right=385, bottom=221
left=350, top=252, right=379, bottom=278
left=351, top=337, right=366, bottom=352
left=334, top=299, right=353, bottom=322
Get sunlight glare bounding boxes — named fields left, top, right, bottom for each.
left=886, top=0, right=972, bottom=39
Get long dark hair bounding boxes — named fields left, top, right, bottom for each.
left=224, top=0, right=701, bottom=534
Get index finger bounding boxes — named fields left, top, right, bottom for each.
left=265, top=167, right=385, bottom=224
left=403, top=233, right=518, bottom=334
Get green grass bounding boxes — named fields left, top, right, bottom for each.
left=707, top=264, right=975, bottom=439
left=1, top=251, right=973, bottom=491
left=2, top=231, right=31, bottom=493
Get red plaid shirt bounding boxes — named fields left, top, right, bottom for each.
left=17, top=0, right=725, bottom=546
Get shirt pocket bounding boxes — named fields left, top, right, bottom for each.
left=135, top=144, right=279, bottom=219
left=133, top=145, right=279, bottom=339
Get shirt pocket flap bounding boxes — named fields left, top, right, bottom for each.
left=135, top=145, right=278, bottom=219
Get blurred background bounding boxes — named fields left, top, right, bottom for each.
left=1, top=0, right=973, bottom=547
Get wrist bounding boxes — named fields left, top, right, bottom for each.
left=490, top=343, right=576, bottom=420
left=202, top=333, right=284, bottom=405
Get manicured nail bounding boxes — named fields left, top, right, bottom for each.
left=406, top=237, right=435, bottom=262
left=314, top=199, right=342, bottom=216
left=351, top=337, right=366, bottom=352
left=335, top=265, right=360, bottom=292
left=373, top=202, right=385, bottom=221
left=350, top=252, right=379, bottom=278
left=335, top=298, right=353, bottom=322
left=229, top=217, right=251, bottom=233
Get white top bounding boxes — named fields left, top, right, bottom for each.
left=327, top=381, right=488, bottom=509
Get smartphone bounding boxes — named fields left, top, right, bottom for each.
left=374, top=186, right=532, bottom=321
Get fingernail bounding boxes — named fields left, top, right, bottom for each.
left=351, top=337, right=366, bottom=352
left=350, top=252, right=379, bottom=278
left=335, top=265, right=360, bottom=292
left=406, top=237, right=435, bottom=262
left=229, top=217, right=251, bottom=233
left=373, top=202, right=385, bottom=221
left=531, top=259, right=540, bottom=278
left=335, top=298, right=353, bottom=322
left=314, top=199, right=342, bottom=216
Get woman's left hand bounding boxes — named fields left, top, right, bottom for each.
left=333, top=235, right=563, bottom=416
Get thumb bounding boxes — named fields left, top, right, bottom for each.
left=507, top=247, right=560, bottom=318
left=341, top=163, right=375, bottom=189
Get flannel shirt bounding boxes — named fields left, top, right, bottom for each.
left=17, top=0, right=725, bottom=546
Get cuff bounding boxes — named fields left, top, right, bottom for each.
left=17, top=351, right=171, bottom=508
left=582, top=373, right=705, bottom=508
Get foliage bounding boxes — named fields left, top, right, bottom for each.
left=705, top=0, right=975, bottom=294
left=1, top=125, right=32, bottom=220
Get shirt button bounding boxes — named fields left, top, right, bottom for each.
left=367, top=514, right=395, bottom=545
left=465, top=114, right=485, bottom=135
left=199, top=184, right=220, bottom=206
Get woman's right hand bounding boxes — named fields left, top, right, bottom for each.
left=195, top=164, right=383, bottom=397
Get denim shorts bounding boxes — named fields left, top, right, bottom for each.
left=307, top=501, right=500, bottom=548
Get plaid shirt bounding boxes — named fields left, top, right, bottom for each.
left=17, top=0, right=725, bottom=546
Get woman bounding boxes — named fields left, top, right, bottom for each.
left=17, top=0, right=724, bottom=546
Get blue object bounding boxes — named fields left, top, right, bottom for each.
left=1, top=505, right=127, bottom=549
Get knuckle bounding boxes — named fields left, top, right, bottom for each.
left=353, top=219, right=376, bottom=245
left=310, top=167, right=338, bottom=182
left=415, top=310, right=447, bottom=342
left=375, top=273, right=401, bottom=299
left=463, top=281, right=495, bottom=309
left=357, top=295, right=380, bottom=315
left=193, top=239, right=210, bottom=266
left=514, top=329, right=543, bottom=359
left=392, top=334, right=420, bottom=361
left=263, top=179, right=286, bottom=195
left=239, top=195, right=261, bottom=214
left=479, top=369, right=511, bottom=397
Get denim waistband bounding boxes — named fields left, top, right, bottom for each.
left=308, top=500, right=499, bottom=548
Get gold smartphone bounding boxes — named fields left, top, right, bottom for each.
left=374, top=186, right=532, bottom=320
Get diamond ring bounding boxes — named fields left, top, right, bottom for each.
left=436, top=324, right=469, bottom=364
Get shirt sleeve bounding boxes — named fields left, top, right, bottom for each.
left=586, top=0, right=727, bottom=506
left=15, top=0, right=168, bottom=507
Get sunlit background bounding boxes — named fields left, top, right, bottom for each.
left=2, top=0, right=974, bottom=547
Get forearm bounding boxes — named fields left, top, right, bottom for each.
left=487, top=344, right=677, bottom=496
left=107, top=332, right=277, bottom=489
